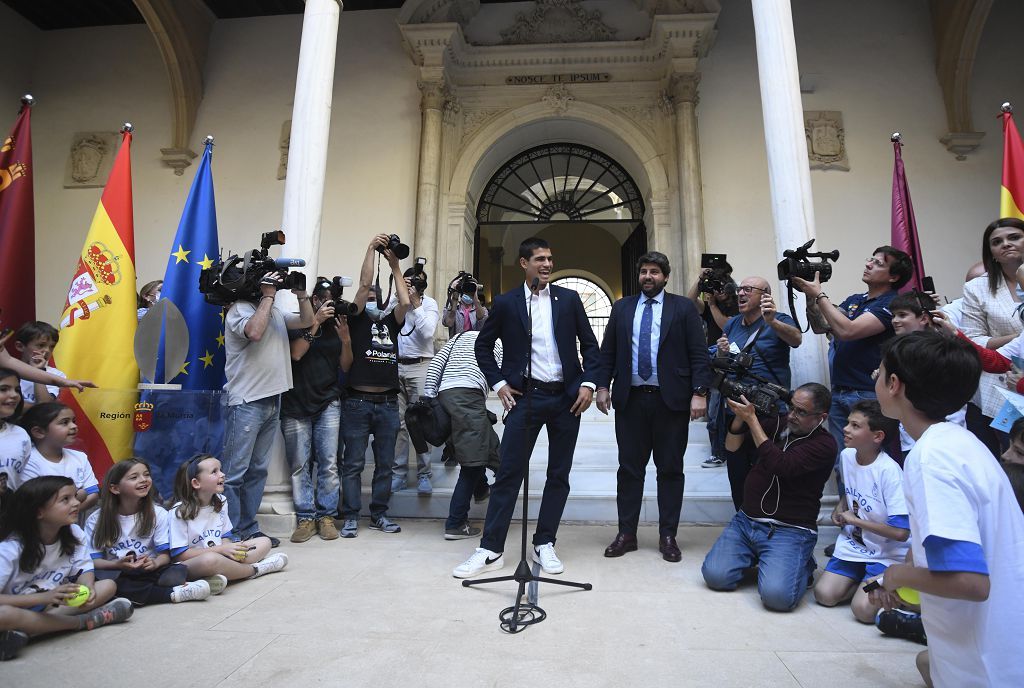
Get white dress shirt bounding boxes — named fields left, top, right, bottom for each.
left=630, top=289, right=664, bottom=387
left=389, top=294, right=439, bottom=359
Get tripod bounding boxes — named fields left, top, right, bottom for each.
left=462, top=277, right=592, bottom=633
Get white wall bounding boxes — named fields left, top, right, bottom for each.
left=0, top=4, right=36, bottom=111
left=699, top=0, right=1024, bottom=302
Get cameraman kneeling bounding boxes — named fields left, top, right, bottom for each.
left=701, top=384, right=836, bottom=612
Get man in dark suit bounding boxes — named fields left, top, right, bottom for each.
left=452, top=237, right=600, bottom=579
left=595, top=251, right=712, bottom=562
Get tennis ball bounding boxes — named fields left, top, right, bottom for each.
left=895, top=587, right=920, bottom=605
left=66, top=584, right=90, bottom=607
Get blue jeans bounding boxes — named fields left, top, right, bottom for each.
left=701, top=511, right=818, bottom=612
left=221, top=395, right=281, bottom=538
left=340, top=396, right=399, bottom=520
left=281, top=400, right=341, bottom=520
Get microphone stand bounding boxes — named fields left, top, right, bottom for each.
left=462, top=276, right=592, bottom=633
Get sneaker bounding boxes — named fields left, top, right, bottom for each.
left=170, top=579, right=211, bottom=603
left=453, top=548, right=504, bottom=578
left=290, top=519, right=317, bottom=543
left=391, top=476, right=407, bottom=493
left=203, top=574, right=228, bottom=595
left=340, top=519, right=358, bottom=538
left=0, top=630, right=29, bottom=661
left=252, top=552, right=289, bottom=578
left=417, top=476, right=433, bottom=495
left=444, top=523, right=481, bottom=540
left=701, top=456, right=726, bottom=468
left=876, top=609, right=928, bottom=645
left=473, top=481, right=490, bottom=504
left=251, top=531, right=281, bottom=548
left=369, top=516, right=401, bottom=534
left=532, top=542, right=564, bottom=574
left=81, top=597, right=133, bottom=631
left=318, top=516, right=340, bottom=540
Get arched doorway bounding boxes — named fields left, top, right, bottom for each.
left=473, top=143, right=647, bottom=330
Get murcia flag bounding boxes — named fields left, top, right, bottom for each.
left=0, top=97, right=35, bottom=347
left=53, top=126, right=140, bottom=477
left=1000, top=103, right=1024, bottom=221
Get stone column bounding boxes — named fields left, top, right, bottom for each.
left=262, top=0, right=342, bottom=534
left=280, top=0, right=342, bottom=282
left=413, top=80, right=448, bottom=290
left=750, top=0, right=827, bottom=385
left=669, top=74, right=707, bottom=284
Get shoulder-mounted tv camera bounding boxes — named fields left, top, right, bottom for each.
left=776, top=239, right=839, bottom=330
left=198, top=230, right=306, bottom=307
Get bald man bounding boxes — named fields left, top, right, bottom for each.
left=714, top=276, right=803, bottom=509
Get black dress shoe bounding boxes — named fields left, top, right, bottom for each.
left=659, top=535, right=682, bottom=563
left=604, top=533, right=638, bottom=557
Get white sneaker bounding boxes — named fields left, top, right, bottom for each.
left=452, top=548, right=503, bottom=579
left=252, top=552, right=289, bottom=578
left=203, top=574, right=228, bottom=595
left=532, top=542, right=564, bottom=574
left=170, top=579, right=211, bottom=603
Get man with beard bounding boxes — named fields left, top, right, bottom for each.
left=701, top=383, right=836, bottom=612
left=595, top=251, right=711, bottom=562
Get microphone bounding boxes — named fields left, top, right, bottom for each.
left=530, top=277, right=540, bottom=293
left=274, top=257, right=306, bottom=268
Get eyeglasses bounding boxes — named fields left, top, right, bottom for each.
left=737, top=285, right=768, bottom=295
left=789, top=406, right=820, bottom=418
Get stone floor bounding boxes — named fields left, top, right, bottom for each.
left=5, top=521, right=924, bottom=687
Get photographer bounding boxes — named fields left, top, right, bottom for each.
left=442, top=273, right=488, bottom=337
left=791, top=246, right=912, bottom=451
left=222, top=269, right=315, bottom=546
left=687, top=262, right=739, bottom=346
left=337, top=234, right=411, bottom=538
left=715, top=276, right=802, bottom=507
left=281, top=278, right=354, bottom=543
left=390, top=266, right=440, bottom=495
left=701, top=383, right=837, bottom=612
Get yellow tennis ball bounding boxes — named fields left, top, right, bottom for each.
left=896, top=587, right=920, bottom=605
left=66, top=584, right=90, bottom=607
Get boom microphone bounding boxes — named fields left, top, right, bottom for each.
left=274, top=257, right=306, bottom=268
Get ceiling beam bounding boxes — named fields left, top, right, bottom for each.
left=931, top=0, right=993, bottom=160
left=133, top=0, right=214, bottom=174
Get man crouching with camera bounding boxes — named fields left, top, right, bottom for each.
left=700, top=383, right=836, bottom=612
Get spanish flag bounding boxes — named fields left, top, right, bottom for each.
left=1000, top=104, right=1024, bottom=221
left=53, top=126, right=139, bottom=477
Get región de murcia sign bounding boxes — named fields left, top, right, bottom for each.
left=505, top=73, right=611, bottom=86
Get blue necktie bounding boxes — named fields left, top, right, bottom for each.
left=639, top=298, right=655, bottom=381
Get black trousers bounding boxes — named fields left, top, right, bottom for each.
left=480, top=388, right=580, bottom=553
left=614, top=388, right=689, bottom=537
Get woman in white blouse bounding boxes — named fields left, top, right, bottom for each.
left=961, top=218, right=1024, bottom=450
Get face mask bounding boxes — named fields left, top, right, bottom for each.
left=364, top=303, right=381, bottom=321
left=460, top=294, right=473, bottom=305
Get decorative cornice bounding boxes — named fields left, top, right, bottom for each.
left=499, top=0, right=617, bottom=46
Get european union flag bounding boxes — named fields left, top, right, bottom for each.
left=158, top=139, right=224, bottom=390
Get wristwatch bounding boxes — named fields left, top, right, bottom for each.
left=693, top=386, right=710, bottom=397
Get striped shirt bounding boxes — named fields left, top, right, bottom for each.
left=424, top=331, right=502, bottom=397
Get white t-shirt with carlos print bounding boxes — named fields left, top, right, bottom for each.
left=169, top=494, right=233, bottom=556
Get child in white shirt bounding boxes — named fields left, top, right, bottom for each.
left=0, top=368, right=30, bottom=501
left=19, top=402, right=99, bottom=514
left=12, top=321, right=65, bottom=410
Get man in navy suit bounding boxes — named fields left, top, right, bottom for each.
left=452, top=237, right=600, bottom=579
left=595, top=251, right=712, bottom=562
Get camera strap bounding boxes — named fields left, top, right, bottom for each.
left=742, top=320, right=784, bottom=386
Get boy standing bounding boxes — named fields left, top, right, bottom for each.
left=13, top=322, right=65, bottom=410
left=872, top=331, right=1024, bottom=687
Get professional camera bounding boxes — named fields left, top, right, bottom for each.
left=198, top=230, right=306, bottom=307
left=710, top=349, right=792, bottom=417
left=375, top=234, right=410, bottom=260
left=698, top=253, right=734, bottom=295
left=776, top=239, right=840, bottom=284
left=450, top=271, right=478, bottom=296
left=406, top=257, right=428, bottom=293
left=313, top=276, right=359, bottom=316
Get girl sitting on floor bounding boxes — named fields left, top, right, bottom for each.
left=0, top=368, right=30, bottom=511
left=19, top=402, right=99, bottom=515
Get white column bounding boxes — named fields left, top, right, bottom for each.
left=413, top=80, right=447, bottom=290
left=280, top=0, right=342, bottom=282
left=670, top=74, right=707, bottom=284
left=751, top=0, right=827, bottom=385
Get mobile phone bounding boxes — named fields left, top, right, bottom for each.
left=921, top=276, right=935, bottom=293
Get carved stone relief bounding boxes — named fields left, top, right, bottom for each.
left=277, top=120, right=291, bottom=181
left=804, top=110, right=849, bottom=171
left=64, top=132, right=117, bottom=189
left=542, top=84, right=576, bottom=115
left=615, top=105, right=658, bottom=137
left=461, top=108, right=507, bottom=142
left=500, top=0, right=617, bottom=45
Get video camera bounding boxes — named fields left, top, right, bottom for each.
left=777, top=239, right=839, bottom=285
left=698, top=253, right=734, bottom=296
left=710, top=348, right=792, bottom=417
left=198, top=230, right=306, bottom=307
left=313, top=276, right=358, bottom=316
left=450, top=271, right=479, bottom=297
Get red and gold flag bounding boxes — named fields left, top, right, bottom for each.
left=1000, top=104, right=1024, bottom=221
left=0, top=98, right=35, bottom=349
left=53, top=127, right=139, bottom=477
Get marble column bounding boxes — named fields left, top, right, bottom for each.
left=262, top=0, right=342, bottom=533
left=750, top=0, right=827, bottom=386
left=413, top=80, right=448, bottom=291
left=670, top=74, right=707, bottom=284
